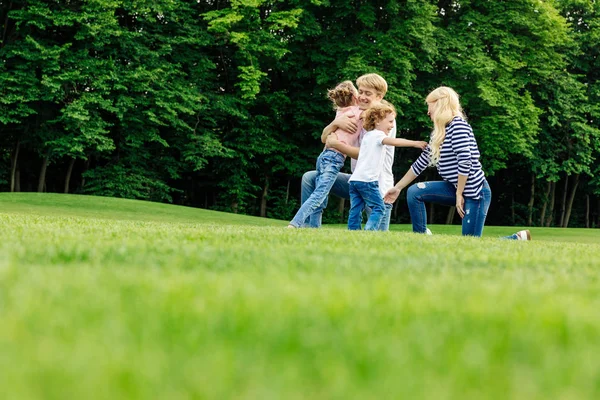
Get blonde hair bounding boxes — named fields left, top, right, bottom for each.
left=356, top=73, right=388, bottom=97
left=363, top=102, right=396, bottom=131
left=327, top=80, right=358, bottom=108
left=426, top=86, right=465, bottom=166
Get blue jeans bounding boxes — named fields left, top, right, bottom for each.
left=348, top=181, right=386, bottom=231
left=290, top=150, right=346, bottom=228
left=301, top=168, right=351, bottom=228
left=406, top=180, right=491, bottom=237
left=364, top=203, right=393, bottom=231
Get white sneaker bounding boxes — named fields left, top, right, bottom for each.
left=515, top=230, right=531, bottom=240
left=425, top=228, right=432, bottom=235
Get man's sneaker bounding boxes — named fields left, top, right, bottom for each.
left=515, top=230, right=531, bottom=240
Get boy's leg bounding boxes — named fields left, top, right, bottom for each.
left=462, top=181, right=492, bottom=237
left=290, top=152, right=342, bottom=227
left=378, top=203, right=393, bottom=231
left=406, top=181, right=456, bottom=233
left=348, top=183, right=365, bottom=230
left=361, top=182, right=386, bottom=231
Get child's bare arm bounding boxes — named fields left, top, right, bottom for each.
left=382, top=138, right=427, bottom=149
left=326, top=133, right=360, bottom=159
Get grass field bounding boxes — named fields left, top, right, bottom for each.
left=1, top=193, right=600, bottom=399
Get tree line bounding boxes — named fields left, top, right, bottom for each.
left=1, top=0, right=599, bottom=228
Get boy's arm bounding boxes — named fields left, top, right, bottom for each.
left=326, top=133, right=360, bottom=159
left=382, top=137, right=428, bottom=149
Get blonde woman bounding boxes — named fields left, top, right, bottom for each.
left=384, top=86, right=530, bottom=239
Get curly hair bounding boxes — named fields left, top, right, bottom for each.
left=327, top=80, right=358, bottom=108
left=362, top=102, right=396, bottom=131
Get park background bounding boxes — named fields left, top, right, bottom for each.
left=1, top=0, right=599, bottom=227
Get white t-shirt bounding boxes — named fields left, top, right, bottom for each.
left=378, top=122, right=396, bottom=197
left=349, top=129, right=388, bottom=183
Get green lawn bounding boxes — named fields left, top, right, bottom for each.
left=1, top=193, right=600, bottom=399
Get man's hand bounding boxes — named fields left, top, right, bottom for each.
left=334, top=113, right=358, bottom=134
left=325, top=132, right=340, bottom=149
left=384, top=187, right=401, bottom=204
left=456, top=193, right=465, bottom=218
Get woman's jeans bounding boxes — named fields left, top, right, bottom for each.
left=348, top=181, right=386, bottom=231
left=290, top=150, right=345, bottom=228
left=406, top=180, right=491, bottom=237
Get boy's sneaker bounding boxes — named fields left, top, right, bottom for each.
left=515, top=230, right=531, bottom=240
left=425, top=228, right=432, bottom=235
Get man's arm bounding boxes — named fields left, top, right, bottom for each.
left=321, top=113, right=358, bottom=143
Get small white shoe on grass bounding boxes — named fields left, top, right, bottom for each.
left=425, top=228, right=432, bottom=235
left=515, top=230, right=531, bottom=240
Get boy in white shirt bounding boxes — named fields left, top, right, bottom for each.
left=348, top=102, right=426, bottom=230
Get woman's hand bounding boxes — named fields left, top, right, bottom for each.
left=325, top=132, right=340, bottom=149
left=456, top=193, right=465, bottom=218
left=415, top=141, right=428, bottom=150
left=384, top=187, right=401, bottom=204
left=334, top=113, right=358, bottom=134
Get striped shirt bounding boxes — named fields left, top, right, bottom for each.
left=411, top=116, right=486, bottom=199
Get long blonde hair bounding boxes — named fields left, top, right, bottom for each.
left=426, top=86, right=465, bottom=166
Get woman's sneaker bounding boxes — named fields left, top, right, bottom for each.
left=515, top=230, right=531, bottom=240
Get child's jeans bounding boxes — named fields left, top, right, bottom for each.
left=406, top=180, right=491, bottom=237
left=348, top=181, right=386, bottom=231
left=289, top=150, right=345, bottom=228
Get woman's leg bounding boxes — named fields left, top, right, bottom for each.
left=348, top=182, right=365, bottom=230
left=406, top=181, right=456, bottom=233
left=462, top=181, right=492, bottom=237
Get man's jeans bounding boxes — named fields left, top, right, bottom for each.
left=348, top=181, right=386, bottom=231
left=300, top=168, right=350, bottom=228
left=302, top=171, right=392, bottom=230
left=290, top=150, right=346, bottom=228
left=406, top=180, right=491, bottom=237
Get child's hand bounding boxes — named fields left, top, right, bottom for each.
left=415, top=141, right=428, bottom=150
left=326, top=132, right=340, bottom=149
left=384, top=187, right=401, bottom=204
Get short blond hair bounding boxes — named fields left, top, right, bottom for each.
left=362, top=102, right=396, bottom=131
left=356, top=73, right=388, bottom=97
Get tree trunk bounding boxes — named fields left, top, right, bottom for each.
left=429, top=203, right=435, bottom=225
left=558, top=174, right=569, bottom=227
left=15, top=168, right=20, bottom=192
left=10, top=140, right=20, bottom=192
left=260, top=176, right=269, bottom=218
left=527, top=174, right=535, bottom=226
left=338, top=198, right=345, bottom=223
left=562, top=174, right=579, bottom=228
left=545, top=181, right=556, bottom=227
left=37, top=149, right=51, bottom=193
left=446, top=207, right=455, bottom=224
left=64, top=158, right=76, bottom=193
left=585, top=195, right=590, bottom=229
left=285, top=179, right=290, bottom=204
left=511, top=192, right=515, bottom=225
left=231, top=201, right=239, bottom=214
left=539, top=181, right=551, bottom=227
left=81, top=157, right=90, bottom=188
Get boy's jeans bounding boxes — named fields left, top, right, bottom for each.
left=406, top=180, right=491, bottom=237
left=290, top=150, right=345, bottom=228
left=348, top=181, right=386, bottom=231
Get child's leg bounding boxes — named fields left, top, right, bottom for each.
left=462, top=181, right=491, bottom=237
left=406, top=181, right=456, bottom=233
left=378, top=203, right=394, bottom=231
left=302, top=170, right=351, bottom=227
left=289, top=151, right=344, bottom=228
left=359, top=182, right=386, bottom=231
left=348, top=182, right=365, bottom=230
